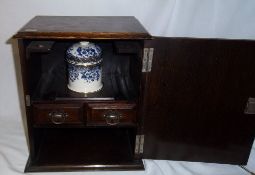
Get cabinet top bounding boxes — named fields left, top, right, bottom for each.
left=14, top=16, right=152, bottom=40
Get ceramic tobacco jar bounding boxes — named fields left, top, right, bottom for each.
left=66, top=41, right=103, bottom=93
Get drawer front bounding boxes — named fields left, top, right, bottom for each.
left=32, top=104, right=83, bottom=125
left=86, top=103, right=136, bottom=126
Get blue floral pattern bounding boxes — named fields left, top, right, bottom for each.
left=66, top=42, right=102, bottom=64
left=68, top=64, right=101, bottom=83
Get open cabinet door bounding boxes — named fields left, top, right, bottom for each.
left=142, top=37, right=255, bottom=164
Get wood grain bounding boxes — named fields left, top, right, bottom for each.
left=142, top=37, right=255, bottom=164
left=14, top=16, right=152, bottom=39
left=32, top=103, right=84, bottom=126
left=86, top=102, right=137, bottom=126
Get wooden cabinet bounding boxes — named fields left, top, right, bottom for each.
left=14, top=16, right=255, bottom=172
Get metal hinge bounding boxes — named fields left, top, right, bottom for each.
left=142, top=48, right=154, bottom=72
left=25, top=95, right=31, bottom=107
left=244, top=97, right=255, bottom=114
left=135, top=135, right=145, bottom=154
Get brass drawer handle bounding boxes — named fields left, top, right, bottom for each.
left=103, top=111, right=121, bottom=125
left=48, top=111, right=68, bottom=124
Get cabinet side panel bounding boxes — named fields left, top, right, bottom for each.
left=17, top=39, right=36, bottom=160
left=142, top=37, right=255, bottom=164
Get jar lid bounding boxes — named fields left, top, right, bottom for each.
left=66, top=41, right=102, bottom=65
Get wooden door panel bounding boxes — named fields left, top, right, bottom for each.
left=142, top=37, right=255, bottom=164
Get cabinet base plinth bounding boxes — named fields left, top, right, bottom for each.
left=25, top=157, right=144, bottom=172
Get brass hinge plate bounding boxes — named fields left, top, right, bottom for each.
left=244, top=97, right=255, bottom=114
left=142, top=48, right=154, bottom=72
left=135, top=135, right=145, bottom=154
left=139, top=135, right=144, bottom=153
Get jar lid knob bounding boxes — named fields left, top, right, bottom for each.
left=79, top=41, right=89, bottom=46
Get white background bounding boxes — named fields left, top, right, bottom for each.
left=1, top=0, right=255, bottom=120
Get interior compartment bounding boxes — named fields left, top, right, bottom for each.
left=27, top=40, right=143, bottom=101
left=24, top=39, right=144, bottom=171
left=31, top=128, right=139, bottom=167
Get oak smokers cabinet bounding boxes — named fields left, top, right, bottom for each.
left=14, top=16, right=255, bottom=172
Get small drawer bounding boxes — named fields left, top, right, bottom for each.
left=32, top=104, right=83, bottom=126
left=86, top=103, right=136, bottom=126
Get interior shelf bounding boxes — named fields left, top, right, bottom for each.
left=26, top=128, right=143, bottom=171
left=28, top=41, right=140, bottom=102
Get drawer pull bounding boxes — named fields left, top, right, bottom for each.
left=48, top=111, right=68, bottom=124
left=103, top=111, right=121, bottom=125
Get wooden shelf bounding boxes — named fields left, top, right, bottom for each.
left=26, top=128, right=143, bottom=172
left=29, top=41, right=140, bottom=101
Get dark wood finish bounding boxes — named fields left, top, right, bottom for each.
left=114, top=41, right=142, bottom=54
left=32, top=103, right=84, bottom=126
left=17, top=39, right=38, bottom=160
left=26, top=41, right=55, bottom=54
left=14, top=16, right=152, bottom=40
left=26, top=159, right=144, bottom=172
left=25, top=128, right=143, bottom=172
left=14, top=16, right=255, bottom=172
left=86, top=102, right=136, bottom=126
left=142, top=37, right=255, bottom=164
left=14, top=16, right=146, bottom=172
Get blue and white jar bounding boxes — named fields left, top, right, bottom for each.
left=66, top=41, right=103, bottom=93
